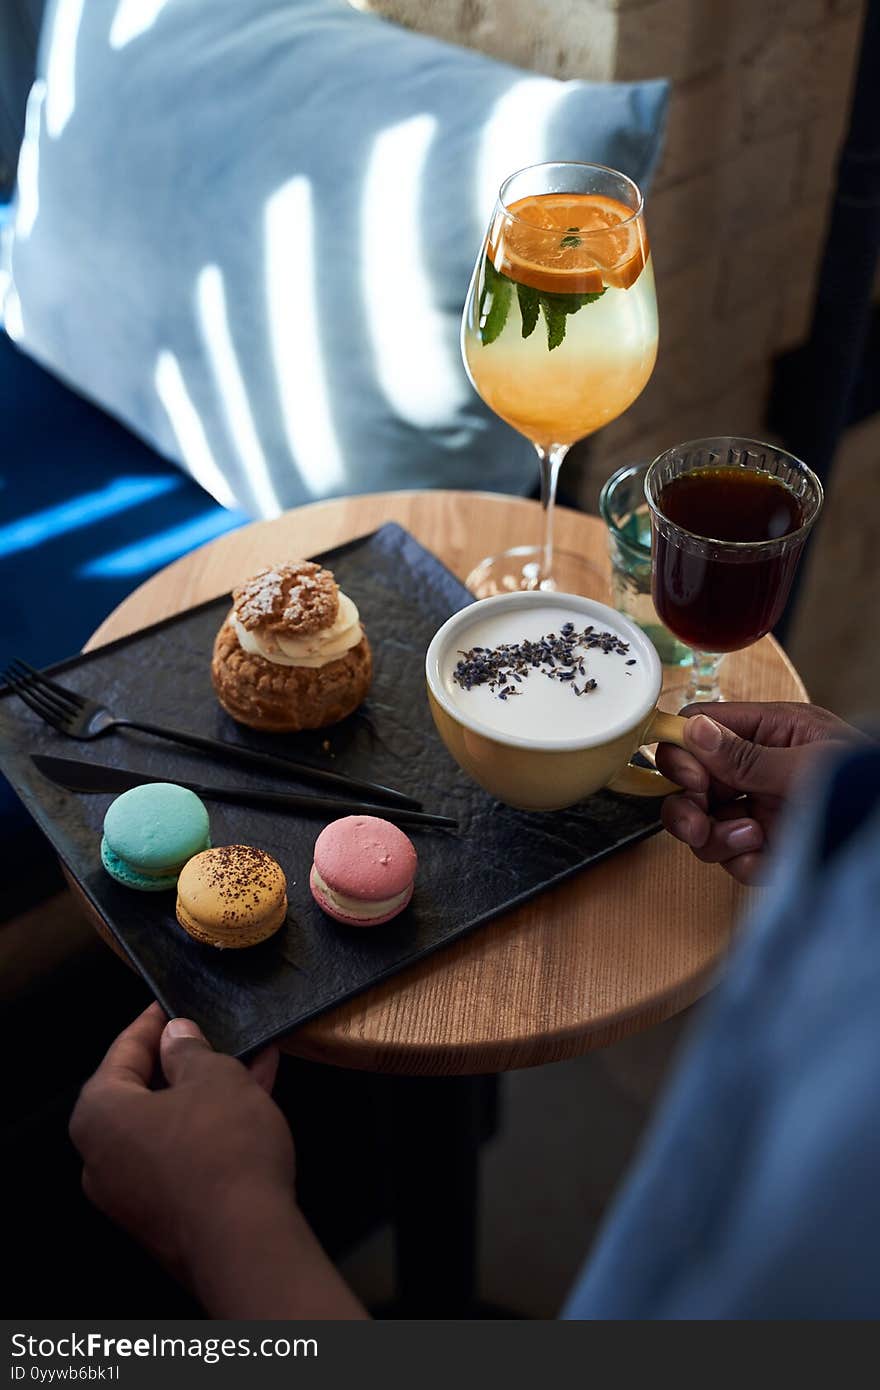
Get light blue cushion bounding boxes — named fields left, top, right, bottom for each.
left=3, top=0, right=668, bottom=517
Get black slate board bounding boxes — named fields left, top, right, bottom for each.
left=0, top=523, right=662, bottom=1056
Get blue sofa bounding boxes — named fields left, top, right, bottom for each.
left=1, top=325, right=247, bottom=916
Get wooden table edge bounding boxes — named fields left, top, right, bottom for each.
left=63, top=863, right=723, bottom=1074
left=284, top=958, right=723, bottom=1074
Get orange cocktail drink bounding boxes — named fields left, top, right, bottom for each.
left=460, top=163, right=658, bottom=597
left=463, top=192, right=657, bottom=446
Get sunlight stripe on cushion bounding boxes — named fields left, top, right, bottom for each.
left=361, top=114, right=467, bottom=429
left=196, top=263, right=280, bottom=519
left=154, top=350, right=239, bottom=510
left=44, top=0, right=86, bottom=139
left=475, top=77, right=571, bottom=221
left=109, top=0, right=170, bottom=49
left=264, top=176, right=346, bottom=498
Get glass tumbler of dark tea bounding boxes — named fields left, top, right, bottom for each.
left=644, top=438, right=823, bottom=703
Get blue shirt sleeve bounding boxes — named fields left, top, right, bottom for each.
left=563, top=744, right=880, bottom=1320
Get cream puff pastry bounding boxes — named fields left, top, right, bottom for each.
left=211, top=561, right=372, bottom=731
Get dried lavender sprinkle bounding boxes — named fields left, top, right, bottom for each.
left=452, top=625, right=632, bottom=701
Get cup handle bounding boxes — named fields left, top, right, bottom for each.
left=606, top=710, right=689, bottom=797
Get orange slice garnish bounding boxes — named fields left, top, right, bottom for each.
left=489, top=192, right=648, bottom=294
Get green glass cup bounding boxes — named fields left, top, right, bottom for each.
left=599, top=462, right=692, bottom=668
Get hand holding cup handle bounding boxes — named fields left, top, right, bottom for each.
left=605, top=710, right=688, bottom=797
left=654, top=702, right=864, bottom=885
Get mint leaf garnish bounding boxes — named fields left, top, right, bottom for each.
left=539, top=287, right=605, bottom=350
left=539, top=296, right=567, bottom=350
left=479, top=257, right=512, bottom=345
left=479, top=256, right=604, bottom=348
left=517, top=283, right=540, bottom=338
left=559, top=234, right=582, bottom=249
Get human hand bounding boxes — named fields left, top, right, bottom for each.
left=655, top=702, right=862, bottom=886
left=69, top=1004, right=293, bottom=1281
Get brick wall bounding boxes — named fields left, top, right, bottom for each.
left=352, top=0, right=868, bottom=505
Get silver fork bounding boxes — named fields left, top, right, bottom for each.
left=2, top=657, right=420, bottom=809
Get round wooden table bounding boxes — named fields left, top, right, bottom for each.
left=82, top=489, right=808, bottom=1077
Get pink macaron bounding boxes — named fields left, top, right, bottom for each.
left=310, top=815, right=417, bottom=927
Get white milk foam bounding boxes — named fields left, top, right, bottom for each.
left=442, top=605, right=650, bottom=745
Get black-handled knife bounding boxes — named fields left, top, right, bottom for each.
left=31, top=755, right=458, bottom=830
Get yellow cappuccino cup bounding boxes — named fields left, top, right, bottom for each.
left=425, top=592, right=688, bottom=811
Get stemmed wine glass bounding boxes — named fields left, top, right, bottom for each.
left=644, top=438, right=824, bottom=704
left=461, top=160, right=658, bottom=598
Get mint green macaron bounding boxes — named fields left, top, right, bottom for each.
left=100, top=783, right=211, bottom=892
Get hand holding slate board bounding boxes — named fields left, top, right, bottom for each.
left=0, top=524, right=661, bottom=1056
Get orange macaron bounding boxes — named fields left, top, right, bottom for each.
left=176, top=844, right=287, bottom=948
